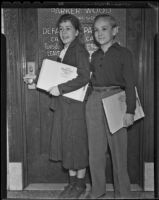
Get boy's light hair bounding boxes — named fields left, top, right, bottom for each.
left=93, top=14, right=118, bottom=28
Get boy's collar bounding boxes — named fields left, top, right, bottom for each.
left=111, top=42, right=120, bottom=48
left=98, top=42, right=120, bottom=52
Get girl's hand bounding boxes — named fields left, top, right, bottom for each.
left=123, top=113, right=134, bottom=128
left=48, top=86, right=60, bottom=96
left=24, top=78, right=34, bottom=85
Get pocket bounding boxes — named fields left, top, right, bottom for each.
left=49, top=97, right=58, bottom=111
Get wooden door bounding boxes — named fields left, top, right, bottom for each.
left=4, top=7, right=156, bottom=189
left=23, top=8, right=142, bottom=186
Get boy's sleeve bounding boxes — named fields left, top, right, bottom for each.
left=122, top=49, right=136, bottom=114
left=58, top=48, right=90, bottom=94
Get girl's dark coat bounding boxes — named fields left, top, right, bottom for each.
left=49, top=38, right=90, bottom=170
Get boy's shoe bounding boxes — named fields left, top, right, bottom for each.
left=114, top=192, right=133, bottom=199
left=58, top=182, right=76, bottom=198
left=68, top=184, right=86, bottom=199
left=85, top=192, right=96, bottom=199
left=85, top=192, right=106, bottom=199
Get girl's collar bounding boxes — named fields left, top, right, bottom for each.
left=66, top=37, right=80, bottom=49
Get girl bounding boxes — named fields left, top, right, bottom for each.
left=48, top=14, right=90, bottom=199
left=86, top=14, right=136, bottom=199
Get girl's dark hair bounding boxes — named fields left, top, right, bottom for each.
left=92, top=14, right=118, bottom=47
left=56, top=14, right=84, bottom=48
left=56, top=14, right=81, bottom=31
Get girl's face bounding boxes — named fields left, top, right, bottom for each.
left=59, top=20, right=79, bottom=47
left=94, top=17, right=117, bottom=47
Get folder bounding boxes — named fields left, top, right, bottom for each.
left=102, top=87, right=145, bottom=134
left=36, top=59, right=88, bottom=102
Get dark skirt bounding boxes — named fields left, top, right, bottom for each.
left=49, top=96, right=89, bottom=170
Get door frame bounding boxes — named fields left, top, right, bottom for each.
left=4, top=7, right=156, bottom=190
left=21, top=8, right=145, bottom=189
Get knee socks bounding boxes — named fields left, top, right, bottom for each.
left=69, top=175, right=86, bottom=188
left=69, top=175, right=77, bottom=184
left=76, top=177, right=86, bottom=188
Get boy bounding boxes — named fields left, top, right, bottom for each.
left=86, top=14, right=136, bottom=198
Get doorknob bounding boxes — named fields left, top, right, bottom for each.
left=23, top=62, right=36, bottom=89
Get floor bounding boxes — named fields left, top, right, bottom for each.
left=7, top=191, right=154, bottom=200
left=5, top=184, right=155, bottom=199
left=6, top=190, right=155, bottom=199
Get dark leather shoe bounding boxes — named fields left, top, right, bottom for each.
left=58, top=183, right=76, bottom=198
left=85, top=192, right=96, bottom=199
left=114, top=192, right=132, bottom=199
left=68, top=184, right=86, bottom=199
left=85, top=192, right=106, bottom=199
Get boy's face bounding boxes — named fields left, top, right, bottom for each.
left=59, top=20, right=79, bottom=47
left=94, top=17, right=117, bottom=46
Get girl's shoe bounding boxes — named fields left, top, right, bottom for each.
left=58, top=182, right=76, bottom=198
left=68, top=184, right=86, bottom=199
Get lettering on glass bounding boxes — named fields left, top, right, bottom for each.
left=38, top=8, right=126, bottom=62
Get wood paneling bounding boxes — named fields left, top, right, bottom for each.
left=1, top=33, right=7, bottom=199
left=22, top=9, right=41, bottom=184
left=154, top=33, right=159, bottom=198
left=126, top=8, right=143, bottom=185
left=23, top=8, right=41, bottom=159
left=4, top=9, right=24, bottom=162
left=126, top=8, right=157, bottom=185
left=142, top=8, right=156, bottom=162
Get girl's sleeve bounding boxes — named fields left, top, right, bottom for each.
left=122, top=49, right=136, bottom=114
left=58, top=47, right=90, bottom=94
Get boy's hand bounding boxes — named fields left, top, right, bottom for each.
left=48, top=86, right=60, bottom=96
left=123, top=113, right=134, bottom=127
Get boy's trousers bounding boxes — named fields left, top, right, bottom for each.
left=86, top=87, right=131, bottom=198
